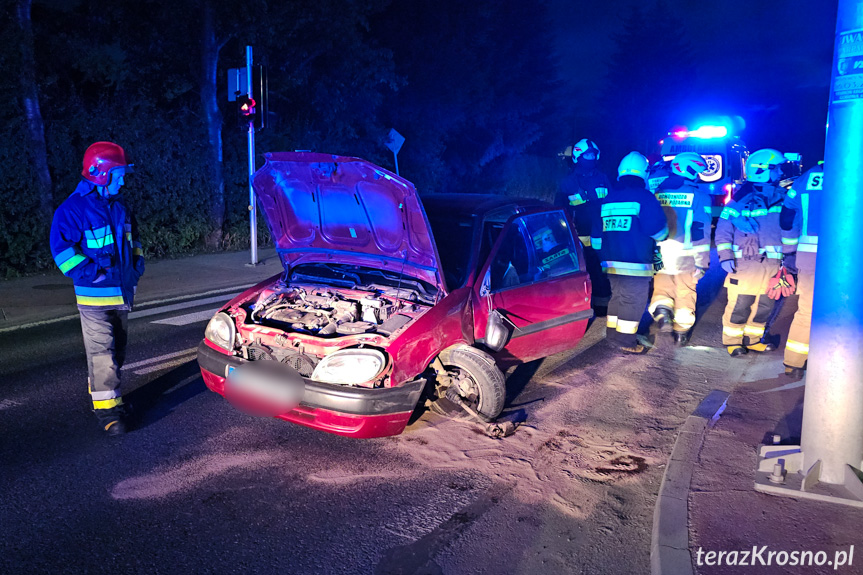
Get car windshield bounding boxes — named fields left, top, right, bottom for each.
left=425, top=213, right=475, bottom=290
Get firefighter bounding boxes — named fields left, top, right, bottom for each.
left=50, top=142, right=143, bottom=435
left=591, top=152, right=668, bottom=353
left=715, top=148, right=791, bottom=356
left=555, top=138, right=612, bottom=315
left=648, top=152, right=712, bottom=345
left=778, top=162, right=822, bottom=378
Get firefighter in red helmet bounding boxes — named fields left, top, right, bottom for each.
left=50, top=142, right=144, bottom=435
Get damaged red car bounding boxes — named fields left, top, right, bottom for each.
left=197, top=152, right=592, bottom=438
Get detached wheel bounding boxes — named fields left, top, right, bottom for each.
left=430, top=345, right=506, bottom=421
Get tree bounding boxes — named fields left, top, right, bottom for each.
left=601, top=1, right=695, bottom=160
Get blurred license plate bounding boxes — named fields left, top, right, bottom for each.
left=225, top=362, right=304, bottom=417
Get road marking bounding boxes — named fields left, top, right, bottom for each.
left=151, top=308, right=220, bottom=326
left=123, top=347, right=197, bottom=371
left=133, top=356, right=198, bottom=375
left=0, top=285, right=253, bottom=333
left=130, top=294, right=237, bottom=320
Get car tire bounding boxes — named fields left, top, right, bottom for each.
left=430, top=345, right=506, bottom=421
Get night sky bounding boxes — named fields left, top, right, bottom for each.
left=552, top=0, right=838, bottom=167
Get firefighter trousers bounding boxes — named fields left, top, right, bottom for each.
left=649, top=270, right=698, bottom=333
left=721, top=258, right=779, bottom=346
left=584, top=246, right=611, bottom=307
left=607, top=274, right=651, bottom=347
left=785, top=269, right=813, bottom=369
left=80, top=308, right=128, bottom=411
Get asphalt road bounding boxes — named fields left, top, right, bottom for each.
left=0, top=259, right=772, bottom=575
left=0, top=294, right=521, bottom=575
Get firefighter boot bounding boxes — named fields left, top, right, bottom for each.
left=673, top=331, right=690, bottom=347
left=620, top=343, right=647, bottom=355
left=95, top=406, right=128, bottom=436
left=745, top=335, right=778, bottom=353
left=727, top=345, right=748, bottom=357
left=784, top=364, right=805, bottom=379
left=653, top=308, right=673, bottom=334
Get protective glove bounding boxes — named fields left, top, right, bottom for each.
left=134, top=256, right=146, bottom=277
left=766, top=266, right=797, bottom=300
left=693, top=267, right=707, bottom=281
left=720, top=260, right=736, bottom=274
left=652, top=247, right=663, bottom=272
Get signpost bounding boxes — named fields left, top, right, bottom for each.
left=385, top=128, right=405, bottom=176
left=228, top=46, right=266, bottom=266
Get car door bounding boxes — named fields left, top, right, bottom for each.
left=472, top=209, right=592, bottom=365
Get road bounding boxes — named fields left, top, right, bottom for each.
left=0, top=263, right=792, bottom=575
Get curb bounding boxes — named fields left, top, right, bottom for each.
left=650, top=389, right=729, bottom=575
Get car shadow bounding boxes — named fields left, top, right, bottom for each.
left=126, top=359, right=207, bottom=430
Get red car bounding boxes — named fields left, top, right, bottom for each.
left=197, top=152, right=592, bottom=438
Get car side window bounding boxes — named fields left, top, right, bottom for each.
left=489, top=211, right=579, bottom=292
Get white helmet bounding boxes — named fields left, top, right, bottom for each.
left=746, top=148, right=784, bottom=183
left=572, top=138, right=600, bottom=164
left=617, top=151, right=649, bottom=181
left=671, top=152, right=707, bottom=181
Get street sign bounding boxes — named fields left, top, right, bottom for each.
left=385, top=129, right=405, bottom=155
left=227, top=67, right=247, bottom=102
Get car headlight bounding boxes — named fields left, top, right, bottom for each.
left=310, top=349, right=386, bottom=385
left=204, top=312, right=236, bottom=352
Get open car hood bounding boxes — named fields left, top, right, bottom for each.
left=252, top=152, right=444, bottom=291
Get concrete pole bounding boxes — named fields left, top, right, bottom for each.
left=801, top=0, right=863, bottom=484
left=246, top=45, right=258, bottom=266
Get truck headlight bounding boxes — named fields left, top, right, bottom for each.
left=204, top=312, right=236, bottom=352
left=311, top=349, right=386, bottom=385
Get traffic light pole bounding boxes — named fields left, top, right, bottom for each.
left=755, top=0, right=863, bottom=507
left=246, top=45, right=259, bottom=267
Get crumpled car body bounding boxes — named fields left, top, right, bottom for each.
left=198, top=152, right=592, bottom=438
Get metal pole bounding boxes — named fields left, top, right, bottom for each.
left=393, top=152, right=399, bottom=177
left=801, top=0, right=863, bottom=484
left=246, top=45, right=258, bottom=266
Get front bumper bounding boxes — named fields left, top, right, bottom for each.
left=197, top=340, right=425, bottom=438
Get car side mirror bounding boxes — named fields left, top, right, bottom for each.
left=484, top=309, right=513, bottom=352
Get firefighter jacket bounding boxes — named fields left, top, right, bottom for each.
left=780, top=164, right=822, bottom=272
left=590, top=178, right=668, bottom=277
left=653, top=176, right=712, bottom=272
left=50, top=180, right=144, bottom=309
left=715, top=182, right=790, bottom=266
left=555, top=168, right=611, bottom=246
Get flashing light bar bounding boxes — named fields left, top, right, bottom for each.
left=687, top=125, right=728, bottom=139
left=668, top=125, right=729, bottom=140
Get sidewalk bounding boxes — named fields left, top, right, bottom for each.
left=0, top=248, right=280, bottom=332
left=687, top=359, right=863, bottom=575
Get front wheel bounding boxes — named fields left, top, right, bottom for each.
left=429, top=345, right=506, bottom=421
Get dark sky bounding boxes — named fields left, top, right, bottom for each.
left=551, top=0, right=838, bottom=167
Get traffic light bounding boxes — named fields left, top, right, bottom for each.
left=237, top=94, right=256, bottom=125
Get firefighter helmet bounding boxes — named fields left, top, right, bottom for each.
left=81, top=142, right=134, bottom=186
left=617, top=151, right=649, bottom=181
left=572, top=138, right=600, bottom=164
left=745, top=148, right=784, bottom=184
left=671, top=152, right=707, bottom=181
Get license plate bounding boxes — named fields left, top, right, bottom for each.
left=224, top=362, right=304, bottom=417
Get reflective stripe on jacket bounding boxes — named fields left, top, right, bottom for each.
left=50, top=180, right=143, bottom=309
left=654, top=178, right=713, bottom=270
left=715, top=183, right=789, bottom=265
left=590, top=181, right=668, bottom=277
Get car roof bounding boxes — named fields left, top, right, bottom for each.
left=421, top=193, right=551, bottom=218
